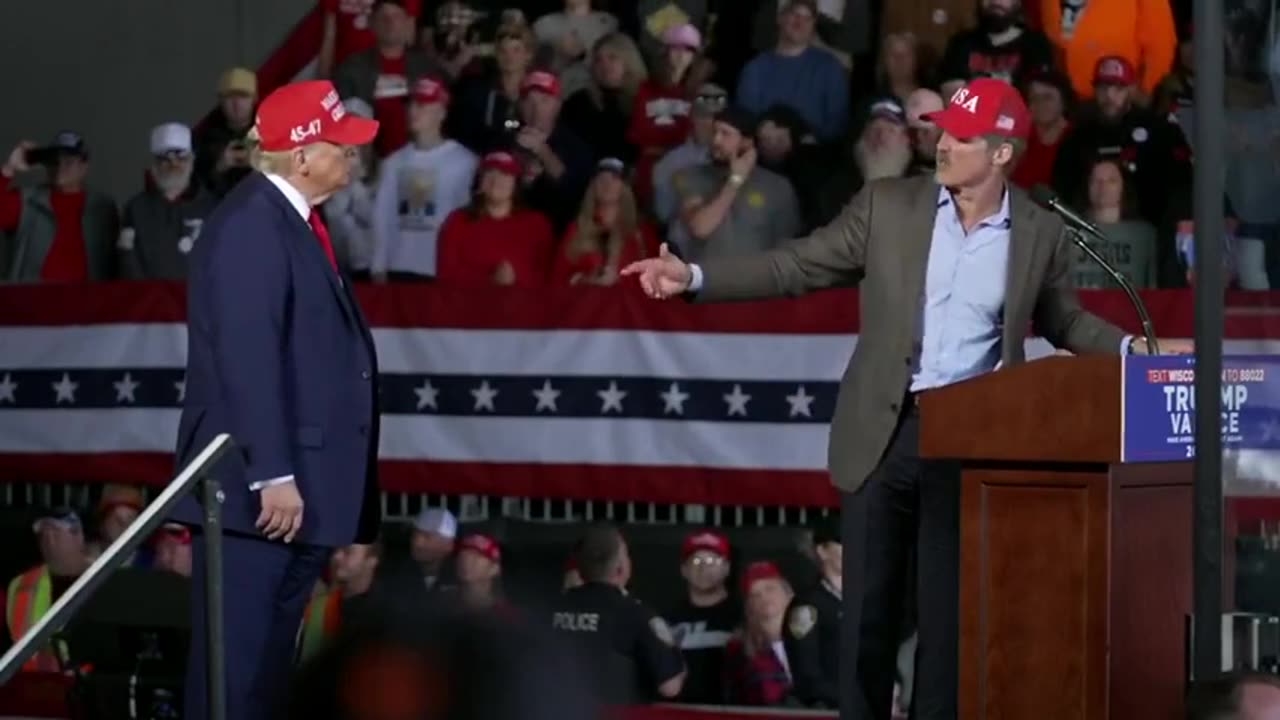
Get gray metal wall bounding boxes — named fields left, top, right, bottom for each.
left=0, top=0, right=314, bottom=202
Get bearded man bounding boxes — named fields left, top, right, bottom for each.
left=937, top=0, right=1054, bottom=97
left=118, top=123, right=219, bottom=279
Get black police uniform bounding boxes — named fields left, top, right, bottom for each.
left=783, top=579, right=842, bottom=707
left=549, top=582, right=684, bottom=704
left=778, top=573, right=839, bottom=702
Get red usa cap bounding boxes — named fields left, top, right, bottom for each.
left=481, top=151, right=521, bottom=176
left=255, top=80, right=380, bottom=151
left=922, top=78, right=1030, bottom=142
left=741, top=560, right=784, bottom=593
left=1093, top=56, right=1136, bottom=86
left=412, top=77, right=450, bottom=105
left=682, top=530, right=730, bottom=560
left=520, top=71, right=561, bottom=98
left=458, top=533, right=501, bottom=563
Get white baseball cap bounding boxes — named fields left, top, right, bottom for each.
left=413, top=507, right=457, bottom=538
left=150, top=122, right=193, bottom=156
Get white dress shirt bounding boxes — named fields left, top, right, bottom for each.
left=248, top=174, right=313, bottom=492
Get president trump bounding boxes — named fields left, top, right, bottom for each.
left=172, top=80, right=382, bottom=720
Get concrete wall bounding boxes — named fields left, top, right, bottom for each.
left=0, top=0, right=314, bottom=201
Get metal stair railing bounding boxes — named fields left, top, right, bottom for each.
left=0, top=434, right=235, bottom=720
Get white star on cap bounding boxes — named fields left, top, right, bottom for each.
left=174, top=377, right=187, bottom=403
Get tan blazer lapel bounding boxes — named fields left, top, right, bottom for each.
left=900, top=179, right=943, bottom=339
left=1002, top=188, right=1039, bottom=362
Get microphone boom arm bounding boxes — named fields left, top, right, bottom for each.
left=1065, top=226, right=1160, bottom=355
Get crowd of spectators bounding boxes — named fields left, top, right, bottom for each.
left=4, top=0, right=1275, bottom=294
left=2, top=494, right=863, bottom=713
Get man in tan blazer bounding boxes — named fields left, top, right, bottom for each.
left=623, top=78, right=1185, bottom=719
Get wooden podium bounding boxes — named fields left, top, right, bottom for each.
left=917, top=355, right=1193, bottom=720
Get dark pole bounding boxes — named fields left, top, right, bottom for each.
left=203, top=475, right=227, bottom=720
left=1191, top=0, right=1225, bottom=680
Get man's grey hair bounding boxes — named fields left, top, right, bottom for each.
left=246, top=127, right=331, bottom=176
left=983, top=133, right=1026, bottom=168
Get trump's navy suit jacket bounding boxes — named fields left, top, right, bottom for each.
left=173, top=172, right=380, bottom=547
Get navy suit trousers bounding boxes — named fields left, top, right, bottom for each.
left=184, top=531, right=329, bottom=720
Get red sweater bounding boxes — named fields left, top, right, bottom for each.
left=551, top=221, right=659, bottom=286
left=1011, top=121, right=1070, bottom=191
left=0, top=176, right=88, bottom=282
left=436, top=207, right=556, bottom=288
left=627, top=80, right=693, bottom=206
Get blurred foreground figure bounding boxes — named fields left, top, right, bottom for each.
left=289, top=597, right=597, bottom=720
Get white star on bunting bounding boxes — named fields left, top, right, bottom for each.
left=414, top=380, right=439, bottom=410
left=786, top=385, right=815, bottom=418
left=723, top=384, right=751, bottom=417
left=0, top=373, right=16, bottom=403
left=52, top=373, right=78, bottom=404
left=598, top=381, right=627, bottom=414
left=114, top=373, right=140, bottom=404
left=660, top=382, right=689, bottom=415
left=471, top=381, right=498, bottom=412
left=174, top=377, right=186, bottom=403
left=533, top=379, right=561, bottom=413
left=1262, top=418, right=1280, bottom=444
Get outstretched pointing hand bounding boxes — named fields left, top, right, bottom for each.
left=620, top=243, right=694, bottom=300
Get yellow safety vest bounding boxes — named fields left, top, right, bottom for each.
left=6, top=565, right=59, bottom=672
left=297, top=588, right=343, bottom=664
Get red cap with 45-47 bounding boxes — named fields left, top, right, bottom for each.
left=255, top=80, right=380, bottom=152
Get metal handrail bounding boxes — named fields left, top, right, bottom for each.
left=0, top=433, right=234, bottom=720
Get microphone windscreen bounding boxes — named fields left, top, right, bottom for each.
left=1029, top=184, right=1056, bottom=206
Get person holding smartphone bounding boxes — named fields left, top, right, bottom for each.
left=0, top=133, right=118, bottom=283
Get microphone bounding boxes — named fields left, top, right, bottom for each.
left=1029, top=185, right=1160, bottom=356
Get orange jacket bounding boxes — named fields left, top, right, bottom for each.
left=1038, top=0, right=1176, bottom=98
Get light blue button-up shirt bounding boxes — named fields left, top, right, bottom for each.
left=909, top=187, right=1012, bottom=391
left=684, top=184, right=1134, bottom=375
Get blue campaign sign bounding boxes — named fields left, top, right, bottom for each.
left=1121, top=355, right=1280, bottom=462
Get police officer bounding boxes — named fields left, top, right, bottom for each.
left=549, top=523, right=686, bottom=703
left=783, top=514, right=842, bottom=708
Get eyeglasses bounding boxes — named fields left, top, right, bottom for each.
left=688, top=555, right=726, bottom=567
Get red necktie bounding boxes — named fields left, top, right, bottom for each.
left=307, top=210, right=338, bottom=272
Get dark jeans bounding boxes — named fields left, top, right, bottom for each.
left=840, top=402, right=961, bottom=720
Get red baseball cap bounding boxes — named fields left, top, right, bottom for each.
left=412, top=77, right=450, bottom=105
left=682, top=530, right=730, bottom=561
left=741, top=560, right=784, bottom=593
left=255, top=80, right=380, bottom=151
left=922, top=78, right=1030, bottom=141
left=1093, top=56, right=1137, bottom=87
left=520, top=71, right=561, bottom=99
left=481, top=151, right=521, bottom=176
left=458, top=533, right=501, bottom=563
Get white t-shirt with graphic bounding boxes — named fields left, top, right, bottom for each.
left=372, top=139, right=478, bottom=276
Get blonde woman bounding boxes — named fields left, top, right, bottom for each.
left=560, top=32, right=648, bottom=161
left=551, top=158, right=659, bottom=286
